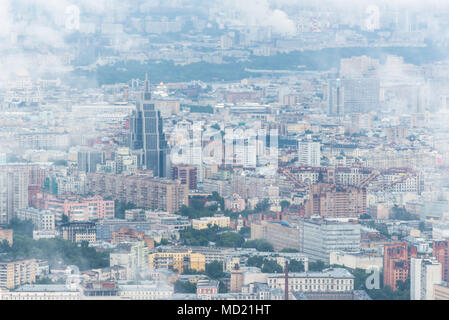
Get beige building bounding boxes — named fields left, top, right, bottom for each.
left=0, top=259, right=37, bottom=289
left=0, top=227, right=13, bottom=245
left=330, top=251, right=383, bottom=271
left=267, top=268, right=354, bottom=293
left=87, top=173, right=188, bottom=214
left=225, top=193, right=246, bottom=212
left=15, top=208, right=55, bottom=231
left=251, top=220, right=301, bottom=251
left=434, top=283, right=449, bottom=300
left=230, top=268, right=245, bottom=293
left=191, top=215, right=230, bottom=230
left=148, top=250, right=206, bottom=273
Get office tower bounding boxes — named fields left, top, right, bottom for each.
left=328, top=79, right=344, bottom=116
left=433, top=240, right=449, bottom=282
left=77, top=149, right=104, bottom=173
left=298, top=140, right=321, bottom=167
left=129, top=74, right=169, bottom=177
left=383, top=243, right=417, bottom=291
left=172, top=164, right=198, bottom=190
left=341, top=78, right=380, bottom=114
left=410, top=258, right=442, bottom=300
left=0, top=166, right=29, bottom=225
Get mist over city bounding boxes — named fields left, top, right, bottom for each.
left=1, top=0, right=449, bottom=306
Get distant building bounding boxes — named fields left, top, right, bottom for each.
left=197, top=279, right=219, bottom=300
left=328, top=79, right=344, bottom=116
left=434, top=282, right=449, bottom=300
left=128, top=74, right=169, bottom=177
left=15, top=207, right=55, bottom=231
left=224, top=193, right=246, bottom=212
left=433, top=240, right=449, bottom=282
left=305, top=183, right=367, bottom=218
left=298, top=140, right=321, bottom=167
left=299, top=218, right=361, bottom=263
left=110, top=241, right=148, bottom=280
left=267, top=268, right=354, bottom=293
left=111, top=228, right=154, bottom=250
left=330, top=251, right=382, bottom=271
left=251, top=220, right=301, bottom=251
left=411, top=258, right=442, bottom=300
left=77, top=149, right=104, bottom=173
left=148, top=250, right=206, bottom=274
left=60, top=222, right=96, bottom=243
left=0, top=259, right=37, bottom=289
left=172, top=164, right=197, bottom=190
left=383, top=242, right=417, bottom=290
left=341, top=78, right=380, bottom=114
left=86, top=173, right=188, bottom=214
left=0, top=227, right=13, bottom=245
left=191, top=215, right=230, bottom=230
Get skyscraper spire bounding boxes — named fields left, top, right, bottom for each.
left=144, top=73, right=151, bottom=100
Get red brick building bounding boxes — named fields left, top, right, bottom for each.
left=383, top=242, right=417, bottom=290
left=433, top=240, right=449, bottom=282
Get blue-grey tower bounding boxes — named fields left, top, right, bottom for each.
left=129, top=74, right=169, bottom=177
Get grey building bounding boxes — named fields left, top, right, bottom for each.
left=299, top=218, right=361, bottom=263
left=129, top=74, right=169, bottom=177
left=77, top=149, right=104, bottom=173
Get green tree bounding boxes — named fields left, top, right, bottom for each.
left=287, top=260, right=304, bottom=272
left=174, top=280, right=197, bottom=293
left=309, top=260, right=328, bottom=272
left=280, top=248, right=299, bottom=253
left=215, top=232, right=245, bottom=248
left=261, top=260, right=283, bottom=273
left=206, top=261, right=226, bottom=279
left=246, top=256, right=265, bottom=268
left=254, top=199, right=270, bottom=213
left=7, top=218, right=34, bottom=237
left=243, top=239, right=274, bottom=252
left=280, top=200, right=291, bottom=211
left=238, top=227, right=251, bottom=238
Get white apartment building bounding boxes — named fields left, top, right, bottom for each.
left=267, top=268, right=354, bottom=293
left=330, top=251, right=383, bottom=271
left=298, top=140, right=321, bottom=167
left=411, top=258, right=442, bottom=300
left=15, top=207, right=55, bottom=231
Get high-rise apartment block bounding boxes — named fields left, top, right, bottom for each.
left=86, top=173, right=188, bottom=214
left=0, top=259, right=37, bottom=289
left=305, top=183, right=367, bottom=218
left=172, top=164, right=197, bottom=190
left=298, top=140, right=321, bottom=167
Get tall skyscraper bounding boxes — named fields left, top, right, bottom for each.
left=129, top=74, right=169, bottom=178
left=341, top=78, right=380, bottom=114
left=328, top=79, right=344, bottom=116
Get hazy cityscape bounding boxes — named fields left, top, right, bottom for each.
left=2, top=0, right=449, bottom=302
